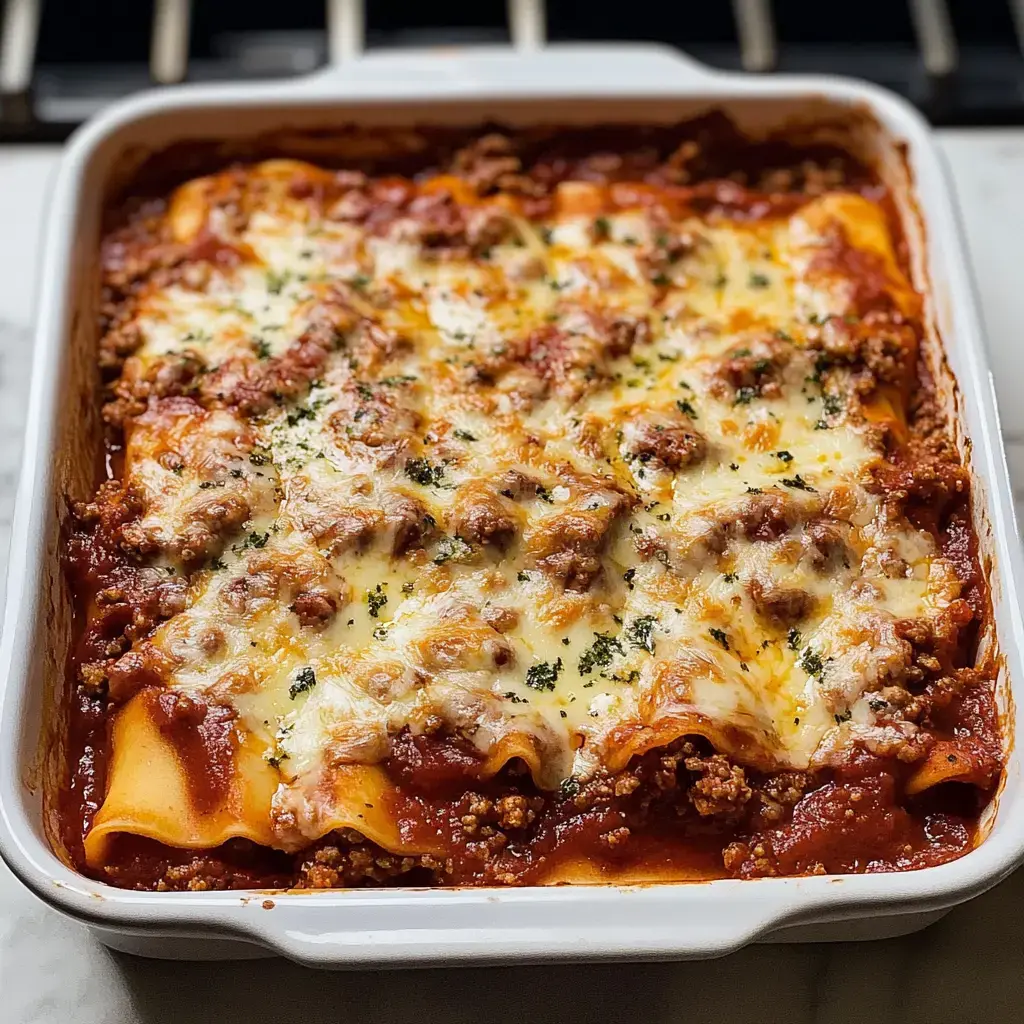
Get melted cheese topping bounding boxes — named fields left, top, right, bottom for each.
left=115, top=163, right=953, bottom=847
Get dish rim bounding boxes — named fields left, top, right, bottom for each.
left=2, top=42, right=1024, bottom=964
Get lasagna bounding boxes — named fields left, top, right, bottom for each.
left=60, top=119, right=1003, bottom=890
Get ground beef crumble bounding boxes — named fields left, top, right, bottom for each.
left=282, top=739, right=798, bottom=889
left=294, top=832, right=423, bottom=889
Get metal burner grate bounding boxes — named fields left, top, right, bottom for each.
left=2, top=0, right=1024, bottom=140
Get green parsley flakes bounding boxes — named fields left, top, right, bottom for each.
left=525, top=658, right=563, bottom=692
left=289, top=666, right=317, bottom=700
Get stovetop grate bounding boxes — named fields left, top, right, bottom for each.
left=3, top=0, right=1024, bottom=141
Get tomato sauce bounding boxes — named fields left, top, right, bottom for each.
left=57, top=117, right=1003, bottom=892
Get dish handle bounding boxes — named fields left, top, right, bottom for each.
left=227, top=885, right=797, bottom=967
left=286, top=43, right=723, bottom=97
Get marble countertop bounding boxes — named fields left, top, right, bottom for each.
left=3, top=132, right=1024, bottom=1023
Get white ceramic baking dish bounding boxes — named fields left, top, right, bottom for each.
left=2, top=43, right=1023, bottom=966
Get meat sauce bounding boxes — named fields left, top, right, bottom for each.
left=58, top=118, right=1003, bottom=891
left=148, top=690, right=237, bottom=814
left=77, top=728, right=986, bottom=891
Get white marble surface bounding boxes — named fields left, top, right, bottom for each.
left=3, top=132, right=1024, bottom=1022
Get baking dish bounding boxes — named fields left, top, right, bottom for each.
left=1, top=42, right=1023, bottom=965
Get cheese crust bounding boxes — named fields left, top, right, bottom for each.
left=64, top=122, right=1000, bottom=888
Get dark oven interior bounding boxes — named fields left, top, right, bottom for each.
left=4, top=0, right=1024, bottom=142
